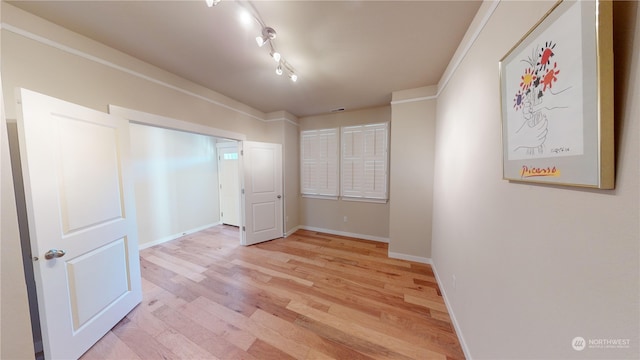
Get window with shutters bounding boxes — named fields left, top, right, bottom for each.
left=300, top=128, right=339, bottom=198
left=341, top=123, right=389, bottom=201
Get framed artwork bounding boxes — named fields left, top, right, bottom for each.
left=499, top=0, right=614, bottom=189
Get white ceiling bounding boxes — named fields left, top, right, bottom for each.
left=8, top=0, right=482, bottom=117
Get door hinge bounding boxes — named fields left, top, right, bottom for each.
left=220, top=184, right=222, bottom=189
left=241, top=188, right=245, bottom=194
left=221, top=212, right=223, bottom=217
left=241, top=150, right=244, bottom=156
left=242, top=226, right=246, bottom=232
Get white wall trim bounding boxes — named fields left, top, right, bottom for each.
left=284, top=225, right=302, bottom=238
left=388, top=252, right=432, bottom=265
left=298, top=226, right=389, bottom=243
left=1, top=22, right=266, bottom=122
left=389, top=95, right=438, bottom=105
left=109, top=105, right=247, bottom=141
left=139, top=222, right=221, bottom=250
left=387, top=1, right=499, bottom=106
left=436, top=0, right=500, bottom=97
left=430, top=261, right=473, bottom=360
left=265, top=117, right=300, bottom=127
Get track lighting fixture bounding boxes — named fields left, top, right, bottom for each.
left=205, top=0, right=298, bottom=82
left=255, top=27, right=276, bottom=47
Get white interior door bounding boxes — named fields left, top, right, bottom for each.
left=241, top=141, right=283, bottom=245
left=16, top=89, right=142, bottom=359
left=216, top=141, right=240, bottom=226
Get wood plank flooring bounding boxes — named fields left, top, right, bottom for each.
left=80, top=226, right=464, bottom=360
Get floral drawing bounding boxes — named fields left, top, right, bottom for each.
left=511, top=41, right=562, bottom=156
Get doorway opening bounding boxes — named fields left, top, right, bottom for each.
left=128, top=122, right=241, bottom=250
left=216, top=141, right=240, bottom=227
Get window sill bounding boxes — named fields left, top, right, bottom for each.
left=301, top=194, right=339, bottom=200
left=340, top=196, right=388, bottom=204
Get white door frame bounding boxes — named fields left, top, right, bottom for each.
left=109, top=106, right=247, bottom=142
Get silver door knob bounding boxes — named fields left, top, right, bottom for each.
left=44, top=249, right=66, bottom=260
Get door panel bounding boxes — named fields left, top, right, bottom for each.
left=58, top=118, right=124, bottom=233
left=16, top=89, right=141, bottom=359
left=252, top=202, right=276, bottom=232
left=67, top=238, right=129, bottom=330
left=241, top=141, right=283, bottom=245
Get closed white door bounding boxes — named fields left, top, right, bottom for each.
left=216, top=142, right=240, bottom=226
left=16, top=89, right=141, bottom=359
left=241, top=141, right=283, bottom=245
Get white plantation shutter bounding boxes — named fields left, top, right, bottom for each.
left=300, top=128, right=339, bottom=197
left=341, top=123, right=388, bottom=200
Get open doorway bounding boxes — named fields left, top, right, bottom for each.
left=109, top=105, right=283, bottom=247
left=216, top=141, right=240, bottom=227
left=128, top=123, right=241, bottom=249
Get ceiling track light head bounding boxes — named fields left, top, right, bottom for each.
left=256, top=26, right=276, bottom=47
left=263, top=27, right=277, bottom=40
left=279, top=61, right=297, bottom=82
left=270, top=51, right=281, bottom=62
left=205, top=0, right=221, bottom=7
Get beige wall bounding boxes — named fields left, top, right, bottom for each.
left=432, top=1, right=639, bottom=358
left=283, top=121, right=300, bottom=233
left=129, top=124, right=220, bottom=248
left=389, top=86, right=437, bottom=261
left=298, top=106, right=391, bottom=240
left=266, top=111, right=301, bottom=235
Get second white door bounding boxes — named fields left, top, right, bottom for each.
left=241, top=141, right=283, bottom=245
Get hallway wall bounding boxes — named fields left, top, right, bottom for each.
left=432, top=1, right=639, bottom=358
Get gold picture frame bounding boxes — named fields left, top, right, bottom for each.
left=499, top=0, right=614, bottom=189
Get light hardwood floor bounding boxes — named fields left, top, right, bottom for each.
left=80, top=225, right=464, bottom=360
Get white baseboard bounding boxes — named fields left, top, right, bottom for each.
left=284, top=225, right=302, bottom=238
left=139, top=222, right=221, bottom=250
left=296, top=226, right=389, bottom=243
left=388, top=251, right=432, bottom=264
left=430, top=261, right=472, bottom=360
